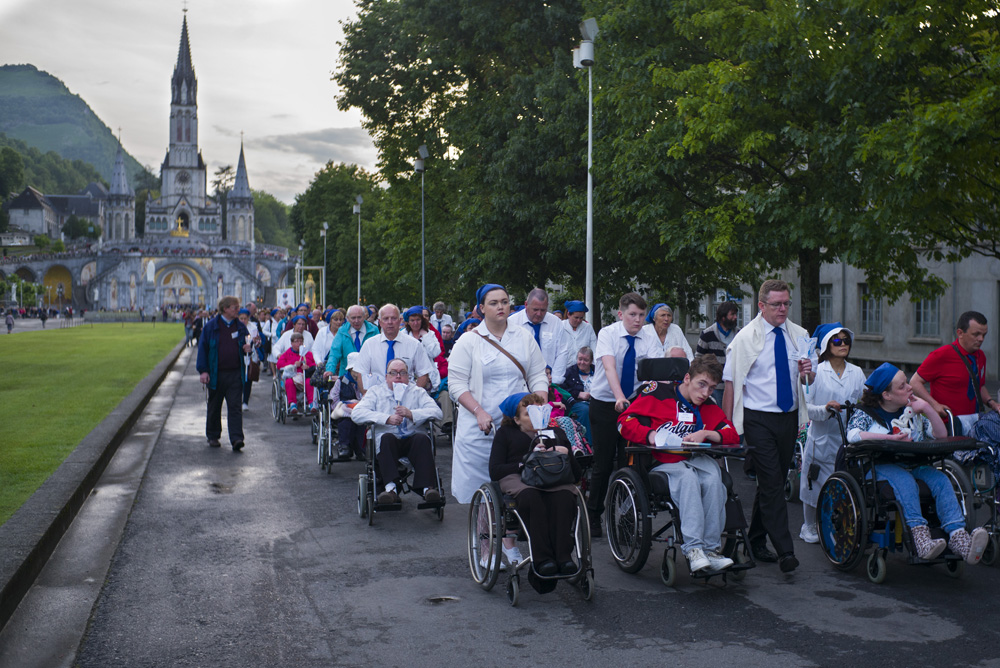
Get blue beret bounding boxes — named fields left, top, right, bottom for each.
left=270, top=308, right=279, bottom=316
left=322, top=309, right=335, bottom=323
left=645, top=303, right=671, bottom=324
left=296, top=303, right=308, bottom=310
left=513, top=305, right=525, bottom=312
left=290, top=315, right=307, bottom=325
left=564, top=300, right=588, bottom=314
left=476, top=283, right=505, bottom=305
left=866, top=363, right=900, bottom=395
left=500, top=392, right=530, bottom=418
left=237, top=308, right=250, bottom=316
left=403, top=305, right=424, bottom=320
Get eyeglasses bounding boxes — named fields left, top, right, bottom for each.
left=387, top=370, right=409, bottom=378
left=830, top=337, right=851, bottom=346
left=763, top=301, right=792, bottom=309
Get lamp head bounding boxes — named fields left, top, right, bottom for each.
left=418, top=144, right=429, bottom=159
left=415, top=158, right=425, bottom=173
left=356, top=194, right=364, bottom=205
left=580, top=18, right=599, bottom=41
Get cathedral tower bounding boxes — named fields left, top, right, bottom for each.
left=227, top=143, right=254, bottom=243
left=107, top=142, right=135, bottom=240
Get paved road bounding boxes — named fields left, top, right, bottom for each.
left=8, top=352, right=1000, bottom=666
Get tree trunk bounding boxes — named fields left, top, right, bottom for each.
left=798, top=247, right=821, bottom=335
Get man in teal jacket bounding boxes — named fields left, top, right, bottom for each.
left=325, top=304, right=379, bottom=378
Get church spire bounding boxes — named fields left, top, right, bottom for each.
left=229, top=142, right=252, bottom=201
left=171, top=16, right=197, bottom=106
left=110, top=142, right=133, bottom=196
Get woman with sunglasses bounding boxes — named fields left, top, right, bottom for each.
left=799, top=323, right=866, bottom=544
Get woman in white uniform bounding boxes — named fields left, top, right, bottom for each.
left=448, top=283, right=548, bottom=503
left=404, top=305, right=443, bottom=393
left=641, top=303, right=694, bottom=361
left=798, top=322, right=866, bottom=543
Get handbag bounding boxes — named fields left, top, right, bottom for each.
left=520, top=448, right=575, bottom=488
left=248, top=360, right=260, bottom=382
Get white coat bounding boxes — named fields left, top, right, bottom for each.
left=799, top=360, right=866, bottom=507
left=641, top=322, right=694, bottom=361
left=448, top=321, right=548, bottom=502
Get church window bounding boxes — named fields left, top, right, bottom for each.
left=176, top=119, right=182, bottom=143
left=185, top=115, right=191, bottom=142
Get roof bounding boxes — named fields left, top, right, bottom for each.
left=109, top=145, right=133, bottom=197
left=46, top=195, right=103, bottom=218
left=228, top=144, right=251, bottom=201
left=171, top=16, right=198, bottom=106
left=80, top=182, right=109, bottom=199
left=5, top=186, right=50, bottom=211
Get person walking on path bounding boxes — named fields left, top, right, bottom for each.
left=197, top=296, right=252, bottom=451
left=5, top=312, right=13, bottom=334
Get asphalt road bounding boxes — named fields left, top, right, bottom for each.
left=11, top=352, right=1000, bottom=666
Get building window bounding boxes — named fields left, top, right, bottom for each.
left=915, top=297, right=940, bottom=338
left=819, top=283, right=833, bottom=323
left=859, top=283, right=882, bottom=335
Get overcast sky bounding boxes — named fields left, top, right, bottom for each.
left=0, top=0, right=377, bottom=204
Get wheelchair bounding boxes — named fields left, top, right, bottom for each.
left=467, top=481, right=594, bottom=606
left=357, top=423, right=445, bottom=525
left=604, top=357, right=755, bottom=586
left=817, top=407, right=978, bottom=583
left=270, top=369, right=316, bottom=424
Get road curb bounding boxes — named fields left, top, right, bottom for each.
left=0, top=337, right=188, bottom=632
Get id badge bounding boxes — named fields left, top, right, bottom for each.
left=678, top=411, right=694, bottom=424
left=231, top=332, right=239, bottom=339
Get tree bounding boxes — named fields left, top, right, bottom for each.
left=211, top=165, right=235, bottom=239
left=33, top=234, right=50, bottom=250
left=0, top=146, right=24, bottom=199
left=252, top=190, right=294, bottom=249
left=62, top=214, right=100, bottom=240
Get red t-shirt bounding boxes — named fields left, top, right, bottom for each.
left=915, top=339, right=986, bottom=416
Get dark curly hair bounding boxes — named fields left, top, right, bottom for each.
left=500, top=393, right=545, bottom=428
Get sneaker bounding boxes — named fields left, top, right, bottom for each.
left=969, top=528, right=989, bottom=565
left=308, top=402, right=318, bottom=413
left=241, top=403, right=250, bottom=411
left=479, top=552, right=506, bottom=572
left=502, top=544, right=523, bottom=566
left=799, top=523, right=819, bottom=544
left=686, top=548, right=710, bottom=573
left=289, top=403, right=299, bottom=415
left=912, top=524, right=947, bottom=560
left=705, top=550, right=734, bottom=571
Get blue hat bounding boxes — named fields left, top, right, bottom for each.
left=513, top=305, right=525, bottom=312
left=270, top=308, right=279, bottom=316
left=564, top=300, right=588, bottom=314
left=403, top=305, right=424, bottom=320
left=296, top=302, right=308, bottom=311
left=812, top=322, right=854, bottom=352
left=237, top=308, right=250, bottom=316
left=865, top=363, right=900, bottom=395
left=500, top=392, right=530, bottom=418
left=465, top=311, right=473, bottom=319
left=476, top=283, right=506, bottom=305
left=645, top=303, right=671, bottom=324
left=323, top=309, right=335, bottom=323
left=290, top=314, right=307, bottom=325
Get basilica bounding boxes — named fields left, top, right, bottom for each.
left=4, top=15, right=294, bottom=313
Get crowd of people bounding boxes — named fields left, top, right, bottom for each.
left=191, top=280, right=998, bottom=593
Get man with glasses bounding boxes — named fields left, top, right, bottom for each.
left=354, top=303, right=434, bottom=395
left=722, top=279, right=813, bottom=573
left=352, top=358, right=443, bottom=504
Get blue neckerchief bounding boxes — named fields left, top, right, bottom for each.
left=717, top=323, right=731, bottom=338
left=675, top=388, right=704, bottom=431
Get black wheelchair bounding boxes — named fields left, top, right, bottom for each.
left=467, top=481, right=594, bottom=606
left=357, top=423, right=445, bottom=525
left=604, top=358, right=755, bottom=586
left=817, top=407, right=977, bottom=583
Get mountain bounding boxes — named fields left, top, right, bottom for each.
left=0, top=64, right=151, bottom=187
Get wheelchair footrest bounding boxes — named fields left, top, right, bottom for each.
left=374, top=501, right=403, bottom=512
left=416, top=501, right=445, bottom=510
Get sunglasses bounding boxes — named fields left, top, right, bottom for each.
left=830, top=336, right=851, bottom=347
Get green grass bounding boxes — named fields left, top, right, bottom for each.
left=0, top=323, right=183, bottom=524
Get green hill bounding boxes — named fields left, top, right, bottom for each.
left=0, top=64, right=151, bottom=186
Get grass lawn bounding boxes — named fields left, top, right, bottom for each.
left=0, top=323, right=183, bottom=525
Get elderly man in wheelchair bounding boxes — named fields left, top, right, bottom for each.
left=617, top=355, right=740, bottom=574
left=351, top=358, right=443, bottom=506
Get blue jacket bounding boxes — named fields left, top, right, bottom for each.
left=197, top=315, right=251, bottom=390
left=563, top=363, right=594, bottom=401
left=325, top=319, right=380, bottom=376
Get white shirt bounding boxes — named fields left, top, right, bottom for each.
left=723, top=321, right=799, bottom=412
left=355, top=331, right=434, bottom=390
left=430, top=313, right=454, bottom=332
left=311, top=324, right=337, bottom=367
left=414, top=329, right=442, bottom=392
left=351, top=381, right=442, bottom=451
left=590, top=321, right=663, bottom=403
left=273, top=329, right=314, bottom=360
left=562, top=318, right=598, bottom=360
left=507, top=309, right=572, bottom=384
left=641, top=322, right=694, bottom=361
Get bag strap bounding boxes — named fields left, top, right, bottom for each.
left=479, top=334, right=530, bottom=387
left=951, top=344, right=984, bottom=413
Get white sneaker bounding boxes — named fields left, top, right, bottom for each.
left=686, top=548, right=710, bottom=573
left=705, top=550, right=734, bottom=570
left=502, top=545, right=523, bottom=566
left=242, top=403, right=250, bottom=411
left=479, top=552, right=506, bottom=572
left=799, top=523, right=819, bottom=544
left=969, top=527, right=989, bottom=565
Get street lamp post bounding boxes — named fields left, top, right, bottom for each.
left=354, top=195, right=363, bottom=304
left=321, top=221, right=328, bottom=308
left=574, top=18, right=599, bottom=318
left=414, top=145, right=429, bottom=306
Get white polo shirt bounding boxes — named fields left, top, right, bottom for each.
left=507, top=309, right=572, bottom=384
left=590, top=321, right=663, bottom=402
left=355, top=331, right=435, bottom=389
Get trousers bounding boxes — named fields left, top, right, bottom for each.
left=743, top=408, right=797, bottom=555
left=377, top=432, right=436, bottom=491
left=513, top=488, right=577, bottom=565
left=653, top=456, right=726, bottom=554
left=586, top=398, right=626, bottom=519
left=873, top=464, right=965, bottom=533
left=206, top=369, right=243, bottom=445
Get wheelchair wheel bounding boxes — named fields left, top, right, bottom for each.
left=270, top=380, right=281, bottom=422
left=506, top=574, right=520, bottom=606
left=660, top=549, right=676, bottom=587
left=357, top=475, right=368, bottom=519
left=867, top=550, right=887, bottom=584
left=982, top=533, right=999, bottom=567
left=818, top=472, right=868, bottom=571
left=972, top=462, right=996, bottom=494
left=946, top=558, right=965, bottom=579
left=435, top=505, right=444, bottom=522
left=468, top=485, right=503, bottom=591
left=941, top=460, right=974, bottom=526
left=784, top=468, right=799, bottom=503
left=311, top=414, right=319, bottom=445
left=606, top=468, right=651, bottom=574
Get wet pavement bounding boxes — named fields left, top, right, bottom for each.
left=4, top=351, right=1000, bottom=667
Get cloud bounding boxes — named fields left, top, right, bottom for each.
left=249, top=127, right=375, bottom=165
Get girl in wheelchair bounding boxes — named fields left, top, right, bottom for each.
left=277, top=332, right=317, bottom=415
left=617, top=355, right=739, bottom=573
left=489, top=392, right=583, bottom=592
left=846, top=362, right=988, bottom=563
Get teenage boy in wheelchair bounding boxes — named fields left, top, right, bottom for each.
left=617, top=355, right=740, bottom=572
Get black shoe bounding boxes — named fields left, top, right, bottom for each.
left=558, top=560, right=578, bottom=576
left=751, top=544, right=778, bottom=563
left=589, top=516, right=603, bottom=538
left=536, top=560, right=559, bottom=577
left=208, top=439, right=221, bottom=448
left=779, top=553, right=799, bottom=573
left=232, top=441, right=244, bottom=452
